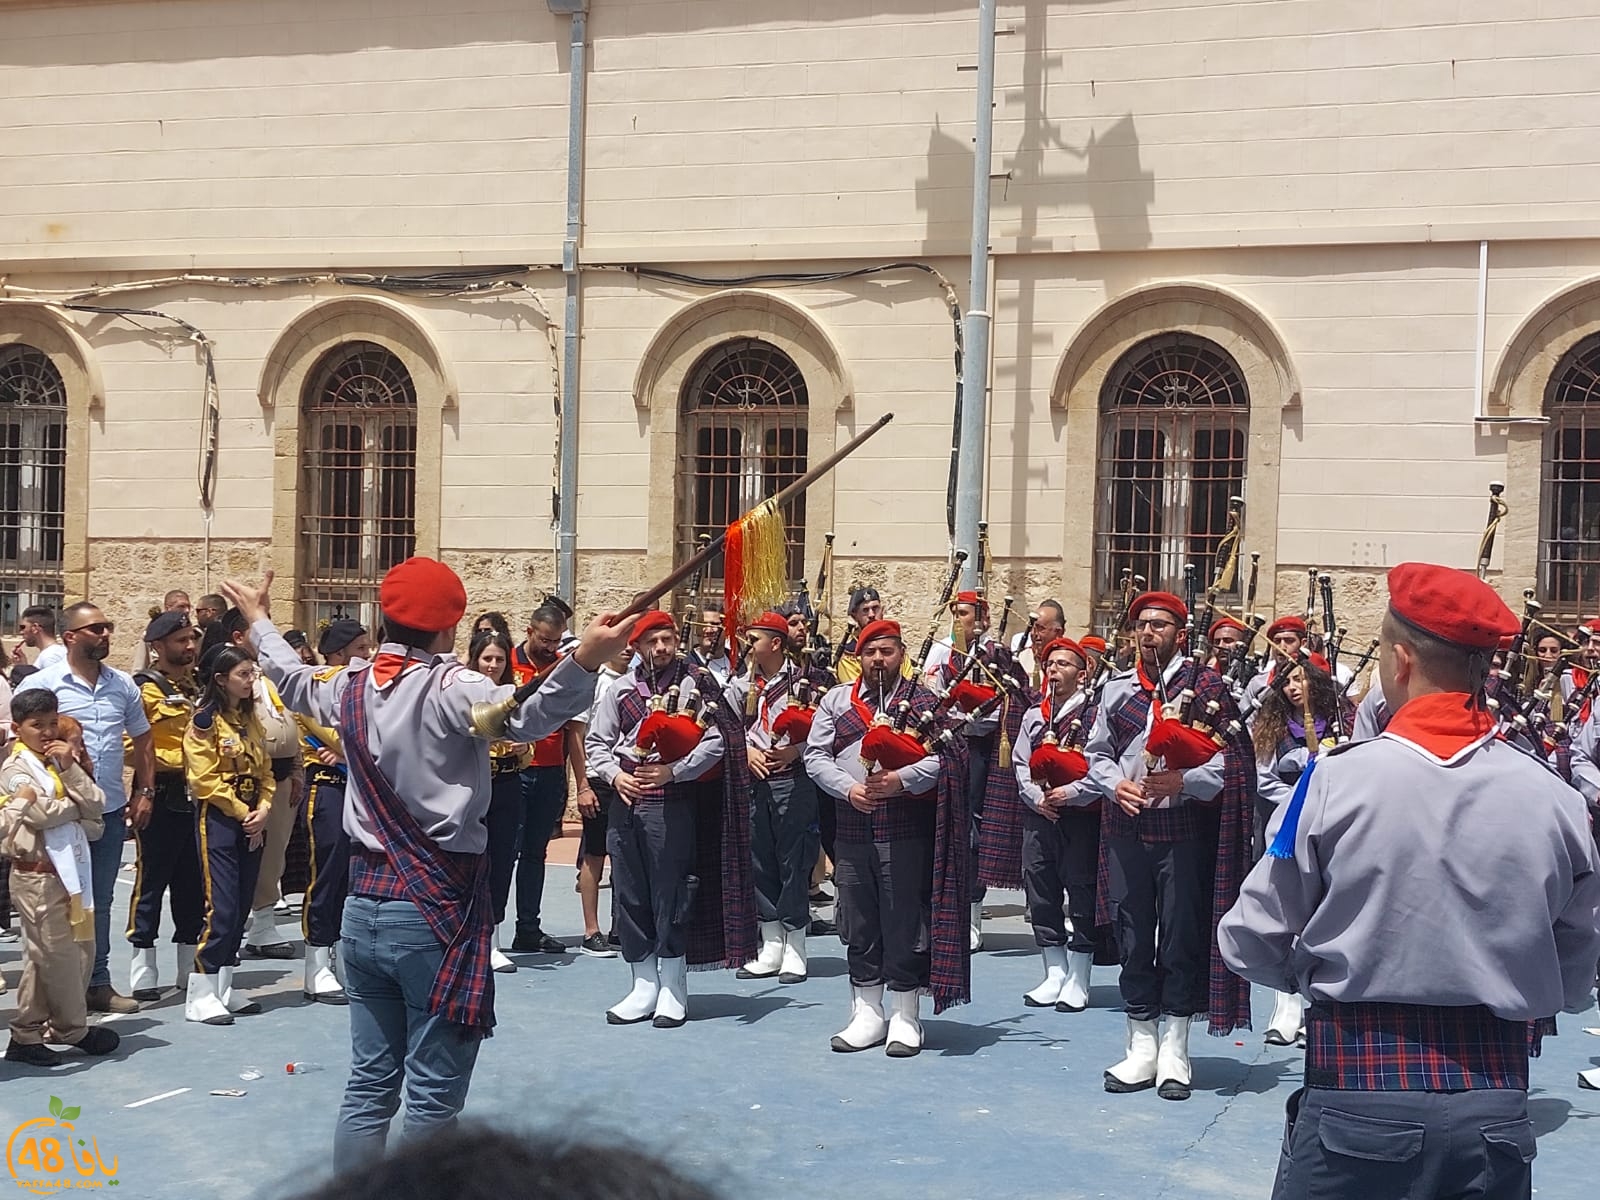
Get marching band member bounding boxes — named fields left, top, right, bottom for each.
left=1079, top=635, right=1108, bottom=674
left=688, top=606, right=733, bottom=685
left=803, top=619, right=970, bottom=1057
left=1011, top=600, right=1066, bottom=683
left=1240, top=615, right=1309, bottom=711
left=126, top=610, right=205, bottom=1003
left=1205, top=615, right=1248, bottom=677
left=584, top=611, right=756, bottom=1029
left=1085, top=591, right=1255, bottom=1100
left=184, top=644, right=275, bottom=1026
left=226, top=560, right=629, bottom=1167
left=298, top=619, right=371, bottom=1003
left=731, top=612, right=819, bottom=984
left=1013, top=638, right=1102, bottom=1013
left=780, top=601, right=837, bottom=690
left=835, top=587, right=914, bottom=684
left=1221, top=563, right=1600, bottom=1198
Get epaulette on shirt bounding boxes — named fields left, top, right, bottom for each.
left=313, top=666, right=344, bottom=683
left=191, top=706, right=217, bottom=734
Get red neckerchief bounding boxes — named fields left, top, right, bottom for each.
left=1135, top=654, right=1177, bottom=696
left=1382, top=691, right=1495, bottom=763
left=850, top=675, right=903, bottom=727
left=1040, top=686, right=1083, bottom=738
left=372, top=651, right=424, bottom=688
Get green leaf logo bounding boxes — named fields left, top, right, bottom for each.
left=48, top=1096, right=63, bottom=1118
left=61, top=1106, right=81, bottom=1121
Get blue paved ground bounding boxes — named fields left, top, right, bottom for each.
left=3, top=835, right=1597, bottom=1199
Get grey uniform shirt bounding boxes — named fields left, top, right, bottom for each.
left=253, top=619, right=597, bottom=855
left=727, top=666, right=800, bottom=752
left=804, top=682, right=941, bottom=800
left=1350, top=686, right=1390, bottom=741
left=1083, top=656, right=1224, bottom=806
left=1013, top=690, right=1095, bottom=813
left=583, top=666, right=726, bottom=786
left=1219, top=725, right=1600, bottom=1019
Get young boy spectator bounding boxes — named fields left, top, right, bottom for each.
left=0, top=690, right=120, bottom=1064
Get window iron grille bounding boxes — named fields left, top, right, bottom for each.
left=1540, top=333, right=1600, bottom=628
left=1091, top=332, right=1249, bottom=635
left=0, top=344, right=67, bottom=628
left=676, top=338, right=809, bottom=595
left=299, top=342, right=417, bottom=632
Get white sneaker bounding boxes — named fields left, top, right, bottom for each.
left=1056, top=951, right=1094, bottom=1013
left=303, top=946, right=347, bottom=1005
left=777, top=926, right=808, bottom=984
left=1023, top=946, right=1069, bottom=1007
left=490, top=930, right=516, bottom=974
left=1104, top=1017, right=1160, bottom=1092
left=830, top=985, right=888, bottom=1052
left=736, top=921, right=784, bottom=979
left=184, top=973, right=233, bottom=1026
left=130, top=947, right=160, bottom=1002
left=606, top=956, right=658, bottom=1025
left=885, top=988, right=924, bottom=1057
left=1157, top=1015, right=1194, bottom=1101
left=653, top=957, right=688, bottom=1028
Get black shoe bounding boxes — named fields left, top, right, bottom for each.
left=809, top=917, right=837, bottom=937
left=1158, top=1078, right=1192, bottom=1101
left=5, top=1040, right=64, bottom=1067
left=244, top=942, right=296, bottom=960
left=1103, top=1072, right=1156, bottom=1094
left=606, top=930, right=621, bottom=947
left=579, top=933, right=617, bottom=959
left=74, top=1027, right=120, bottom=1056
left=511, top=929, right=566, bottom=954
left=809, top=886, right=833, bottom=904
left=1263, top=1029, right=1293, bottom=1046
left=652, top=1013, right=687, bottom=1029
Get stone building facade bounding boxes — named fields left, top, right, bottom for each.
left=3, top=0, right=1600, bottom=663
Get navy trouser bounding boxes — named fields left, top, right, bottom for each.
left=303, top=775, right=351, bottom=948
left=1273, top=1086, right=1535, bottom=1200
left=1105, top=834, right=1214, bottom=1020
left=514, top=765, right=567, bottom=936
left=126, top=781, right=204, bottom=947
left=195, top=804, right=263, bottom=975
left=750, top=770, right=819, bottom=932
left=607, top=795, right=696, bottom=963
left=1021, top=807, right=1100, bottom=953
left=484, top=769, right=522, bottom=925
left=966, top=732, right=994, bottom=901
left=834, top=836, right=934, bottom=993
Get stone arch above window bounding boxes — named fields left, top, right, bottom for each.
left=259, top=296, right=449, bottom=624
left=1051, top=282, right=1296, bottom=634
left=637, top=291, right=850, bottom=596
left=0, top=303, right=100, bottom=601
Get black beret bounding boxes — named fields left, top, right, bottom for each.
left=319, top=619, right=367, bottom=656
left=848, top=586, right=881, bottom=615
left=144, top=610, right=193, bottom=643
left=283, top=628, right=310, bottom=649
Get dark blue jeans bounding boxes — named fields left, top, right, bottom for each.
left=333, top=895, right=485, bottom=1171
left=88, top=812, right=126, bottom=988
left=514, top=766, right=567, bottom=936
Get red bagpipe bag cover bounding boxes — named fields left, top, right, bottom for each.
left=635, top=711, right=705, bottom=764
left=861, top=723, right=932, bottom=771
left=1028, top=743, right=1089, bottom=788
left=1145, top=714, right=1222, bottom=771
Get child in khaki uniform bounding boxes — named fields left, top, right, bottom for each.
left=0, top=691, right=121, bottom=1065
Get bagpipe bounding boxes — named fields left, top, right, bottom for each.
left=1028, top=709, right=1090, bottom=790
left=632, top=676, right=723, bottom=765
left=858, top=692, right=960, bottom=773
left=1144, top=657, right=1244, bottom=772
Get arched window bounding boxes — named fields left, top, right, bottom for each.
left=1093, top=333, right=1249, bottom=626
left=299, top=341, right=417, bottom=630
left=0, top=344, right=67, bottom=626
left=1540, top=334, right=1600, bottom=622
left=677, top=338, right=809, bottom=589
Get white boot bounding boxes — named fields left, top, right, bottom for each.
left=1023, top=946, right=1069, bottom=1007
left=736, top=921, right=785, bottom=979
left=130, top=947, right=160, bottom=1002
left=303, top=945, right=347, bottom=1005
left=175, top=944, right=196, bottom=994
left=1056, top=951, right=1094, bottom=1013
left=1104, top=1017, right=1160, bottom=1092
left=490, top=929, right=516, bottom=974
left=970, top=900, right=984, bottom=951
left=778, top=926, right=808, bottom=984
left=1579, top=1066, right=1600, bottom=1091
left=885, top=988, right=924, bottom=1057
left=830, top=984, right=888, bottom=1052
left=606, top=956, right=658, bottom=1025
left=244, top=907, right=294, bottom=959
left=1157, top=1015, right=1194, bottom=1101
left=653, top=956, right=689, bottom=1028
left=218, top=966, right=261, bottom=1015
left=1265, top=990, right=1306, bottom=1046
left=184, top=972, right=233, bottom=1026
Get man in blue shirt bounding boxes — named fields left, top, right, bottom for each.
left=19, top=601, right=156, bottom=1014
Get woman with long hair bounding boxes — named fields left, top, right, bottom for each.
left=469, top=630, right=528, bottom=974
left=1249, top=654, right=1345, bottom=1047
left=184, top=644, right=275, bottom=1026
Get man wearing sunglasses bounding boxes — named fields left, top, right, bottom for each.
left=17, top=601, right=157, bottom=1015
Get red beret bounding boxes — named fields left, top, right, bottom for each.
left=1583, top=618, right=1600, bottom=636
left=745, top=611, right=789, bottom=638
left=1128, top=591, right=1187, bottom=623
left=628, top=610, right=679, bottom=646
left=1386, top=562, right=1518, bottom=652
left=1307, top=653, right=1331, bottom=674
left=1080, top=635, right=1107, bottom=654
left=379, top=557, right=467, bottom=634
left=856, top=619, right=903, bottom=650
left=1208, top=615, right=1247, bottom=639
left=949, top=590, right=988, bottom=612
left=1041, top=637, right=1087, bottom=666
left=1266, top=615, right=1308, bottom=640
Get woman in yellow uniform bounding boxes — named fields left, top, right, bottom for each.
left=469, top=630, right=531, bottom=974
left=184, top=644, right=275, bottom=1026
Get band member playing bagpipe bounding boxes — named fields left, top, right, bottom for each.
left=1221, top=564, right=1600, bottom=1199
left=1247, top=651, right=1349, bottom=1047
left=584, top=611, right=757, bottom=1029
left=730, top=612, right=822, bottom=985
left=778, top=600, right=837, bottom=690
left=803, top=619, right=970, bottom=1057
left=1013, top=637, right=1109, bottom=1014
left=1205, top=615, right=1248, bottom=678
left=1084, top=590, right=1255, bottom=1101
left=1240, top=615, right=1310, bottom=711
